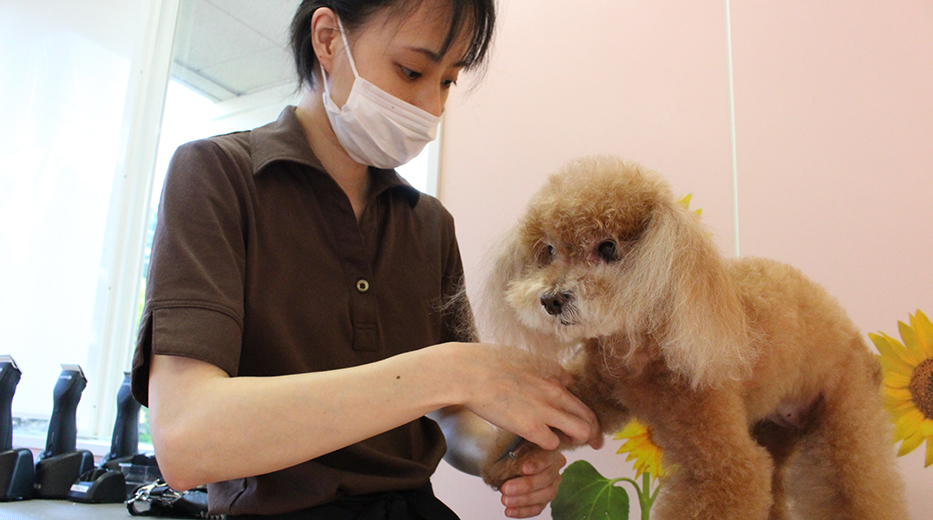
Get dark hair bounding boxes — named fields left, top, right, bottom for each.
left=290, top=0, right=496, bottom=90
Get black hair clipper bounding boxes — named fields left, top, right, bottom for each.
left=100, top=372, right=140, bottom=469
left=34, top=364, right=94, bottom=499
left=0, top=355, right=35, bottom=501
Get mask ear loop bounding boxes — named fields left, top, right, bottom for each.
left=320, top=15, right=360, bottom=97
left=335, top=17, right=360, bottom=79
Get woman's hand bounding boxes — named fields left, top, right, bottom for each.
left=439, top=342, right=601, bottom=451
left=499, top=449, right=567, bottom=518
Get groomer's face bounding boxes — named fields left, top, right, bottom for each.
left=320, top=2, right=470, bottom=117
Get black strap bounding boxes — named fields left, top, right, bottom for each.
left=127, top=480, right=219, bottom=519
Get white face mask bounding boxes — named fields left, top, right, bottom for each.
left=321, top=18, right=441, bottom=169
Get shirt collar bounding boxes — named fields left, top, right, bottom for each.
left=249, top=106, right=421, bottom=207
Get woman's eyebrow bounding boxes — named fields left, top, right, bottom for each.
left=405, top=46, right=468, bottom=67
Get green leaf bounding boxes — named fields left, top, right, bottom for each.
left=552, top=460, right=630, bottom=520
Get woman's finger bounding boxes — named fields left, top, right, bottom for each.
left=502, top=480, right=561, bottom=513
left=500, top=452, right=566, bottom=517
left=545, top=392, right=600, bottom=445
left=501, top=451, right=564, bottom=497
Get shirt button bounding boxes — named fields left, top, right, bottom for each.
left=356, top=279, right=370, bottom=293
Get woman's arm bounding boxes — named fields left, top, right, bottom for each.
left=148, top=341, right=598, bottom=491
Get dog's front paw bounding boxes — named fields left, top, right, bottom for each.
left=479, top=437, right=538, bottom=490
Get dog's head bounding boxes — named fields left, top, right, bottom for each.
left=480, top=156, right=752, bottom=388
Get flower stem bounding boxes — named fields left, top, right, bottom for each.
left=612, top=475, right=658, bottom=520
left=639, top=473, right=658, bottom=520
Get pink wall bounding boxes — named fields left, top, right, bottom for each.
left=434, top=1, right=933, bottom=518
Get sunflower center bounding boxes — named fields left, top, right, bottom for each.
left=909, top=357, right=933, bottom=420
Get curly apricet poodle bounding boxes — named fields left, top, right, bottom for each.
left=478, top=157, right=908, bottom=520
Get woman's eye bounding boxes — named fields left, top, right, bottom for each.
left=399, top=66, right=421, bottom=80
left=441, top=78, right=457, bottom=89
left=597, top=241, right=618, bottom=263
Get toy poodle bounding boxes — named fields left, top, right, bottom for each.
left=478, top=157, right=908, bottom=520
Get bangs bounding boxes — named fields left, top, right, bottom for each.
left=393, top=0, right=496, bottom=70
left=444, top=0, right=496, bottom=70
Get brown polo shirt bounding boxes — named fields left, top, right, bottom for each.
left=131, top=107, right=471, bottom=515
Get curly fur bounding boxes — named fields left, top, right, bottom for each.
left=478, top=157, right=908, bottom=520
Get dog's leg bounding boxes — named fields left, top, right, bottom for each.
left=479, top=431, right=543, bottom=489
left=480, top=346, right=630, bottom=489
left=648, top=385, right=774, bottom=520
left=564, top=344, right=632, bottom=434
left=751, top=420, right=803, bottom=520
left=785, top=354, right=909, bottom=520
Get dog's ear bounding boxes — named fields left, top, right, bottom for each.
left=476, top=228, right=568, bottom=358
left=631, top=201, right=754, bottom=388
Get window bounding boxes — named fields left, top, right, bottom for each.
left=0, top=0, right=159, bottom=450
left=2, top=0, right=440, bottom=453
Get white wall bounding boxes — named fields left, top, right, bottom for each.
left=435, top=1, right=933, bottom=518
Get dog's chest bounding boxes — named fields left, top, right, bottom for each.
left=590, top=338, right=677, bottom=404
left=588, top=341, right=673, bottom=397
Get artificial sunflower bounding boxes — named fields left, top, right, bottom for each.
left=615, top=419, right=667, bottom=481
left=869, top=310, right=933, bottom=468
left=677, top=194, right=702, bottom=215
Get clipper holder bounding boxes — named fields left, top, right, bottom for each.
left=0, top=355, right=35, bottom=501
left=69, top=371, right=141, bottom=503
left=34, top=364, right=94, bottom=499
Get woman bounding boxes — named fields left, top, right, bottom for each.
left=132, top=0, right=601, bottom=518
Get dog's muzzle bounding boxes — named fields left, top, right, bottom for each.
left=540, top=290, right=573, bottom=316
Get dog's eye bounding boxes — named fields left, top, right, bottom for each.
left=597, top=241, right=619, bottom=263
left=535, top=243, right=556, bottom=265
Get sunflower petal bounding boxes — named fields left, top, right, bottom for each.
left=883, top=386, right=914, bottom=404
left=879, top=356, right=915, bottom=379
left=869, top=332, right=899, bottom=357
left=615, top=420, right=645, bottom=439
left=884, top=406, right=913, bottom=421
left=882, top=369, right=912, bottom=389
left=910, top=310, right=933, bottom=359
left=921, top=419, right=933, bottom=437
left=614, top=419, right=665, bottom=480
left=894, top=410, right=925, bottom=441
left=617, top=440, right=638, bottom=455
left=897, top=321, right=927, bottom=365
left=897, top=432, right=924, bottom=456
left=885, top=400, right=920, bottom=422
left=632, top=463, right=646, bottom=480
left=926, top=439, right=933, bottom=468
left=872, top=334, right=916, bottom=376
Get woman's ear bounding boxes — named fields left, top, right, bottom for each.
left=310, top=8, right=341, bottom=76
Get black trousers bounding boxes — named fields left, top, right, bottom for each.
left=231, top=484, right=460, bottom=520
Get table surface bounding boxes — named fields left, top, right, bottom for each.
left=0, top=500, right=130, bottom=520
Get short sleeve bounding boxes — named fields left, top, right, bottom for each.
left=131, top=138, right=250, bottom=406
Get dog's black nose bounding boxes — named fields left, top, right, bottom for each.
left=541, top=291, right=572, bottom=316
